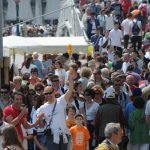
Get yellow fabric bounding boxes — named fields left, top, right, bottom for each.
left=95, top=143, right=119, bottom=150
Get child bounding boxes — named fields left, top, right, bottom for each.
left=66, top=105, right=76, bottom=129
left=70, top=114, right=90, bottom=150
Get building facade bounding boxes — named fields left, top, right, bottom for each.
left=3, top=0, right=60, bottom=25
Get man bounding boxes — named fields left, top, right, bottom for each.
left=109, top=22, right=123, bottom=53
left=95, top=87, right=125, bottom=145
left=89, top=67, right=109, bottom=90
left=129, top=14, right=142, bottom=51
left=37, top=73, right=74, bottom=150
left=113, top=78, right=131, bottom=114
left=110, top=0, right=123, bottom=23
left=0, top=84, right=13, bottom=110
left=125, top=75, right=138, bottom=92
left=3, top=91, right=41, bottom=142
left=121, top=13, right=132, bottom=49
left=32, top=52, right=46, bottom=79
left=121, top=53, right=130, bottom=73
left=112, top=51, right=123, bottom=71
left=95, top=123, right=123, bottom=150
left=145, top=99, right=150, bottom=134
left=52, top=75, right=65, bottom=97
left=91, top=27, right=102, bottom=54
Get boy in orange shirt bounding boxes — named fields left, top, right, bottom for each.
left=70, top=114, right=90, bottom=150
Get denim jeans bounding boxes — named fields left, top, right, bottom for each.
left=34, top=133, right=46, bottom=150
left=45, top=134, right=68, bottom=150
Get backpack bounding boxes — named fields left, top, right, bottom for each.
left=140, top=4, right=147, bottom=17
left=132, top=21, right=140, bottom=35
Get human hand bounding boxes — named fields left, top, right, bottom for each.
left=20, top=106, right=28, bottom=115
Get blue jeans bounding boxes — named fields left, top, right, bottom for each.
left=45, top=134, right=69, bottom=150
left=34, top=133, right=46, bottom=150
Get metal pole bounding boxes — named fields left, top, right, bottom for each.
left=16, top=1, right=20, bottom=36
left=0, top=0, right=3, bottom=59
left=0, top=0, right=3, bottom=85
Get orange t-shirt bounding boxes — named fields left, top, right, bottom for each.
left=70, top=125, right=90, bottom=150
left=66, top=119, right=76, bottom=129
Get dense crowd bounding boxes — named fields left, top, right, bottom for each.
left=3, top=23, right=57, bottom=37
left=0, top=0, right=150, bottom=150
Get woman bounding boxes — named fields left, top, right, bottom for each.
left=31, top=94, right=46, bottom=150
left=129, top=96, right=150, bottom=150
left=21, top=56, right=36, bottom=76
left=79, top=67, right=92, bottom=91
left=29, top=68, right=41, bottom=87
left=2, top=125, right=24, bottom=150
left=84, top=88, right=99, bottom=150
left=130, top=58, right=141, bottom=74
left=92, top=85, right=104, bottom=105
left=99, top=30, right=111, bottom=53
left=74, top=80, right=83, bottom=95
left=67, top=90, right=84, bottom=114
left=54, top=60, right=66, bottom=86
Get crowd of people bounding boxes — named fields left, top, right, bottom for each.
left=0, top=0, right=150, bottom=150
left=3, top=23, right=58, bottom=37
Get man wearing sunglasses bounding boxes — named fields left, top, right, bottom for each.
left=37, top=73, right=74, bottom=150
left=0, top=84, right=13, bottom=110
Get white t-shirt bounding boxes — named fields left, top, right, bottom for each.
left=105, top=14, right=114, bottom=31
left=109, top=29, right=123, bottom=47
left=0, top=122, right=9, bottom=149
left=121, top=18, right=132, bottom=35
left=122, top=62, right=130, bottom=73
left=37, top=95, right=69, bottom=134
left=21, top=64, right=37, bottom=75
left=55, top=69, right=66, bottom=82
left=32, top=109, right=45, bottom=133
left=99, top=36, right=111, bottom=53
left=86, top=101, right=99, bottom=121
left=21, top=125, right=33, bottom=150
left=70, top=100, right=84, bottom=114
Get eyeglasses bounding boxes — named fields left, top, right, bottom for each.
left=52, top=80, right=59, bottom=82
left=28, top=92, right=35, bottom=96
left=44, top=90, right=54, bottom=96
left=35, top=88, right=42, bottom=92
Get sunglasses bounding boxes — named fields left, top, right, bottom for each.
left=44, top=90, right=54, bottom=96
left=95, top=92, right=100, bottom=95
left=84, top=93, right=91, bottom=96
left=28, top=92, right=35, bottom=96
left=0, top=91, right=8, bottom=94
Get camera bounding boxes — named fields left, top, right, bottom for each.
left=44, top=128, right=51, bottom=136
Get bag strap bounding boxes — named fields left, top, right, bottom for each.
left=46, top=100, right=57, bottom=129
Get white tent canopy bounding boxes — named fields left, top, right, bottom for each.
left=3, top=36, right=89, bottom=56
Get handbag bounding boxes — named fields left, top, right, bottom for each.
left=102, top=38, right=109, bottom=48
left=44, top=100, right=57, bottom=136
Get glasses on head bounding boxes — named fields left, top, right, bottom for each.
left=44, top=90, right=54, bottom=96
